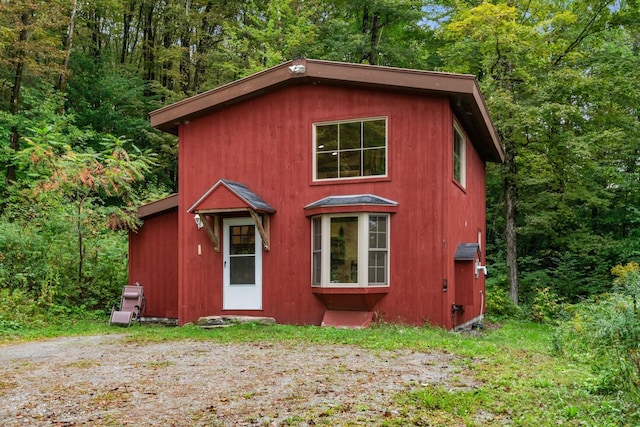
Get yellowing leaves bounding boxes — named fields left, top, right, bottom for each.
left=447, top=2, right=519, bottom=40
left=611, top=261, right=640, bottom=281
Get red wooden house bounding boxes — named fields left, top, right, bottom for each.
left=129, top=59, right=504, bottom=329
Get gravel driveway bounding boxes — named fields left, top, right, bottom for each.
left=0, top=334, right=474, bottom=426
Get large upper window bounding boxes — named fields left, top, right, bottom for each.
left=314, top=118, right=387, bottom=180
left=453, top=123, right=466, bottom=187
left=311, top=213, right=389, bottom=287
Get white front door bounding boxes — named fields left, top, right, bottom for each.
left=223, top=217, right=262, bottom=310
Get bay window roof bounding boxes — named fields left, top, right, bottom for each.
left=305, top=194, right=398, bottom=209
left=304, top=194, right=398, bottom=216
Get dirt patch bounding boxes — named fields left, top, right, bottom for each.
left=0, top=334, right=476, bottom=426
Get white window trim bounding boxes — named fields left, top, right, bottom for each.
left=312, top=116, right=388, bottom=182
left=453, top=122, right=466, bottom=187
left=311, top=213, right=390, bottom=288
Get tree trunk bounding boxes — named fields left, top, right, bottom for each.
left=360, top=6, right=381, bottom=65
left=77, top=191, right=90, bottom=294
left=88, top=8, right=102, bottom=60
left=77, top=205, right=84, bottom=289
left=56, top=0, right=77, bottom=112
left=367, top=12, right=380, bottom=65
left=142, top=0, right=156, bottom=95
left=161, top=12, right=174, bottom=92
left=502, top=134, right=519, bottom=304
left=193, top=1, right=215, bottom=93
left=121, top=0, right=136, bottom=64
left=5, top=10, right=31, bottom=188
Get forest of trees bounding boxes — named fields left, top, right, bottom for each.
left=0, top=0, right=638, bottom=316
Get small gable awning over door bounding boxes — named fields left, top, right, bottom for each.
left=187, top=179, right=275, bottom=251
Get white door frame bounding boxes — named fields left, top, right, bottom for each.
left=223, top=217, right=262, bottom=310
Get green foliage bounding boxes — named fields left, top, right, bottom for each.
left=0, top=104, right=150, bottom=315
left=485, top=283, right=523, bottom=319
left=437, top=0, right=640, bottom=305
left=0, top=209, right=127, bottom=312
left=528, top=287, right=565, bottom=324
left=318, top=0, right=430, bottom=66
left=555, top=263, right=640, bottom=399
left=0, top=288, right=39, bottom=330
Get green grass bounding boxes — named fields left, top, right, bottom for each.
left=1, top=317, right=637, bottom=426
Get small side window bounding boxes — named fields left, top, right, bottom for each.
left=453, top=123, right=466, bottom=187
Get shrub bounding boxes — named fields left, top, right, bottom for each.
left=485, top=284, right=523, bottom=319
left=528, top=287, right=565, bottom=324
left=0, top=288, right=40, bottom=330
left=554, top=262, right=640, bottom=399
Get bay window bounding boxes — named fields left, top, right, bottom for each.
left=311, top=213, right=389, bottom=287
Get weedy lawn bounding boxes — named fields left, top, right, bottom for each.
left=1, top=319, right=636, bottom=426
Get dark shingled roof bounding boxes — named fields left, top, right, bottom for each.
left=220, top=179, right=275, bottom=213
left=304, top=194, right=398, bottom=209
left=188, top=179, right=275, bottom=213
left=454, top=243, right=480, bottom=261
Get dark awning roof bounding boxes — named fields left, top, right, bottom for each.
left=188, top=179, right=275, bottom=214
left=454, top=243, right=480, bottom=261
left=304, top=194, right=398, bottom=210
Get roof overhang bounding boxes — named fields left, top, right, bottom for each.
left=149, top=59, right=504, bottom=163
left=136, top=194, right=178, bottom=219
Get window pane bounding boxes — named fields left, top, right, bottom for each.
left=312, top=252, right=322, bottom=285
left=312, top=217, right=322, bottom=285
left=230, top=225, right=256, bottom=285
left=314, top=119, right=387, bottom=180
left=230, top=225, right=255, bottom=255
left=454, top=128, right=463, bottom=183
left=330, top=217, right=358, bottom=283
left=369, top=216, right=387, bottom=249
left=363, top=120, right=385, bottom=148
left=230, top=256, right=255, bottom=285
left=317, top=152, right=339, bottom=179
left=317, top=124, right=338, bottom=151
left=368, top=215, right=388, bottom=285
left=363, top=148, right=385, bottom=176
left=312, top=217, right=321, bottom=251
left=340, top=122, right=361, bottom=150
left=339, top=150, right=361, bottom=177
left=368, top=252, right=387, bottom=285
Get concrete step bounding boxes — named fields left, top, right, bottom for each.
left=197, top=315, right=276, bottom=328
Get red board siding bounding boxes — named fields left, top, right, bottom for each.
left=128, top=210, right=179, bottom=319
left=446, top=120, right=487, bottom=328
left=173, top=83, right=487, bottom=327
